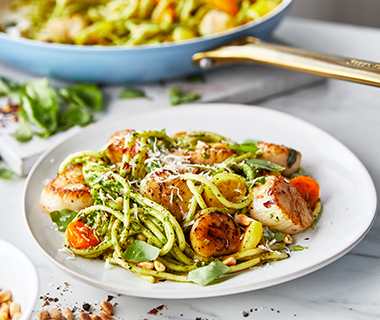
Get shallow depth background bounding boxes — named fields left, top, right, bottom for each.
left=289, top=0, right=380, bottom=28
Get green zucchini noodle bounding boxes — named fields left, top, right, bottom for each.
left=2, top=0, right=282, bottom=46
left=46, top=129, right=322, bottom=285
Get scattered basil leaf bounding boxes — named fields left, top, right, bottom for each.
left=60, top=84, right=103, bottom=111
left=50, top=209, right=78, bottom=232
left=186, top=74, right=205, bottom=83
left=168, top=86, right=200, bottom=106
left=246, top=176, right=266, bottom=188
left=119, top=87, right=146, bottom=99
left=263, top=228, right=286, bottom=243
left=0, top=77, right=19, bottom=96
left=246, top=158, right=285, bottom=172
left=20, top=78, right=59, bottom=136
left=287, top=149, right=298, bottom=168
left=187, top=261, right=229, bottom=286
left=58, top=103, right=92, bottom=131
left=291, top=245, right=308, bottom=251
left=272, top=230, right=286, bottom=242
left=0, top=167, right=14, bottom=179
left=122, top=240, right=160, bottom=262
left=227, top=142, right=259, bottom=153
left=12, top=111, right=33, bottom=142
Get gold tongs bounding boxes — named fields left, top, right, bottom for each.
left=193, top=37, right=380, bottom=87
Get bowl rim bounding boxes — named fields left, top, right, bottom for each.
left=0, top=0, right=292, bottom=52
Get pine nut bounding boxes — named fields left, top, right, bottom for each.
left=62, top=307, right=74, bottom=320
left=283, top=234, right=292, bottom=244
left=235, top=214, right=253, bottom=226
left=0, top=303, right=9, bottom=320
left=79, top=312, right=91, bottom=320
left=0, top=290, right=11, bottom=303
left=49, top=307, right=62, bottom=320
left=154, top=260, right=166, bottom=272
left=136, top=261, right=154, bottom=270
left=37, top=309, right=49, bottom=320
left=99, top=301, right=113, bottom=315
left=9, top=302, right=21, bottom=317
left=90, top=314, right=100, bottom=320
left=222, top=257, right=237, bottom=266
left=11, top=311, right=21, bottom=320
left=136, top=234, right=147, bottom=241
left=98, top=312, right=115, bottom=320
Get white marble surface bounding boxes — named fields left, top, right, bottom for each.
left=1, top=17, right=380, bottom=319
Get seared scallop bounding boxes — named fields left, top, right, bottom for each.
left=190, top=210, right=241, bottom=257
left=40, top=164, right=94, bottom=214
left=105, top=129, right=137, bottom=165
left=139, top=168, right=193, bottom=222
left=257, top=142, right=301, bottom=177
left=249, top=176, right=312, bottom=234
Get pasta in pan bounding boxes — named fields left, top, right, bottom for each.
left=40, top=129, right=321, bottom=286
left=2, top=0, right=282, bottom=46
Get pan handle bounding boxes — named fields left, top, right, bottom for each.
left=192, top=37, right=380, bottom=87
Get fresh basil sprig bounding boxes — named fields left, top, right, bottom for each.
left=122, top=240, right=160, bottom=262
left=50, top=209, right=78, bottom=232
left=246, top=158, right=285, bottom=172
left=187, top=261, right=230, bottom=286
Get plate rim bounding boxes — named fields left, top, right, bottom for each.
left=22, top=103, right=378, bottom=299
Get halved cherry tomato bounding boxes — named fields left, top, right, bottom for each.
left=290, top=175, right=320, bottom=210
left=66, top=221, right=101, bottom=249
left=209, top=0, right=239, bottom=16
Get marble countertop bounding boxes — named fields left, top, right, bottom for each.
left=1, top=17, right=380, bottom=319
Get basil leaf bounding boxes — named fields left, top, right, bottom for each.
left=227, top=142, right=259, bottom=153
left=187, top=261, right=229, bottom=286
left=12, top=111, right=33, bottom=142
left=273, top=230, right=286, bottom=242
left=291, top=245, right=308, bottom=251
left=168, top=87, right=200, bottom=106
left=287, top=149, right=298, bottom=168
left=263, top=228, right=285, bottom=243
left=21, top=78, right=59, bottom=136
left=60, top=84, right=103, bottom=111
left=246, top=176, right=265, bottom=188
left=119, top=87, right=146, bottom=99
left=0, top=167, right=14, bottom=179
left=122, top=240, right=160, bottom=262
left=246, top=158, right=285, bottom=172
left=0, top=77, right=19, bottom=96
left=58, top=103, right=92, bottom=131
left=50, top=209, right=78, bottom=232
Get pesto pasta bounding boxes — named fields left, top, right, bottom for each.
left=2, top=0, right=282, bottom=46
left=41, top=129, right=321, bottom=286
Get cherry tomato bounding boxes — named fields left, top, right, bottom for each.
left=66, top=221, right=101, bottom=249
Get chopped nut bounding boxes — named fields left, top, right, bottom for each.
left=49, top=307, right=62, bottom=320
left=62, top=307, right=74, bottom=320
left=9, top=302, right=21, bottom=317
left=235, top=214, right=253, bottom=227
left=115, top=197, right=124, bottom=205
left=90, top=314, right=100, bottom=320
left=79, top=312, right=91, bottom=320
left=136, top=234, right=147, bottom=242
left=283, top=234, right=292, bottom=244
left=11, top=312, right=21, bottom=320
left=0, top=303, right=9, bottom=320
left=136, top=261, right=154, bottom=270
left=98, top=312, right=114, bottom=320
left=37, top=309, right=49, bottom=320
left=100, top=301, right=113, bottom=315
left=222, top=256, right=237, bottom=266
left=154, top=260, right=166, bottom=272
left=0, top=290, right=11, bottom=303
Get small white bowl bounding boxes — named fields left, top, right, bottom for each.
left=0, top=239, right=38, bottom=320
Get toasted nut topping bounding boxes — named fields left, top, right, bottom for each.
left=0, top=290, right=11, bottom=303
left=283, top=234, right=292, bottom=244
left=90, top=314, right=101, bottom=320
left=154, top=260, right=166, bottom=272
left=100, top=301, right=113, bottom=315
left=79, top=312, right=91, bottom=320
left=62, top=307, right=74, bottom=320
left=136, top=261, right=154, bottom=270
left=136, top=234, right=147, bottom=242
left=37, top=309, right=49, bottom=320
left=12, top=311, right=22, bottom=320
left=222, top=257, right=237, bottom=266
left=0, top=303, right=10, bottom=320
left=98, top=312, right=115, bottom=320
left=49, top=307, right=62, bottom=320
left=115, top=197, right=124, bottom=205
left=9, top=302, right=21, bottom=317
left=235, top=214, right=253, bottom=227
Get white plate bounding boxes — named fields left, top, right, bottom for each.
left=0, top=239, right=39, bottom=319
left=23, top=104, right=377, bottom=299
